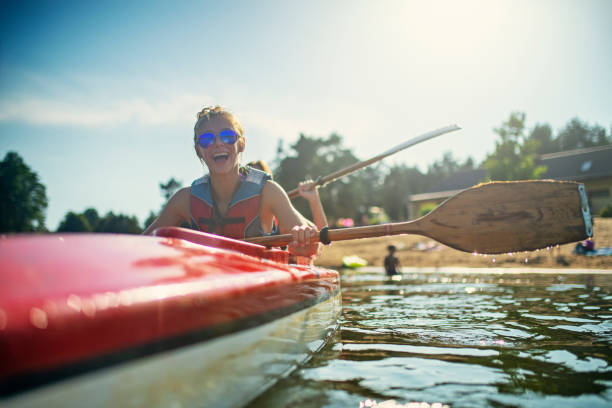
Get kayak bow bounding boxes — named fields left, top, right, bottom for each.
left=0, top=228, right=341, bottom=408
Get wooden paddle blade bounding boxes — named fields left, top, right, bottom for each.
left=417, top=180, right=592, bottom=254
left=246, top=180, right=592, bottom=255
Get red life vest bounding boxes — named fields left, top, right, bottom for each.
left=189, top=168, right=271, bottom=239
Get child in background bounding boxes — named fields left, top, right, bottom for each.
left=384, top=245, right=400, bottom=276
left=246, top=160, right=272, bottom=174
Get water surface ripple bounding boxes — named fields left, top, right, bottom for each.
left=251, top=270, right=612, bottom=407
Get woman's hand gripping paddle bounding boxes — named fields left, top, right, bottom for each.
left=246, top=180, right=593, bottom=255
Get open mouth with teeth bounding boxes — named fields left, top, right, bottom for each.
left=213, top=152, right=230, bottom=162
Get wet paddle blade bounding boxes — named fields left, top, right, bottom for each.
left=417, top=180, right=592, bottom=254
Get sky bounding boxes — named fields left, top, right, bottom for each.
left=1, top=0, right=611, bottom=230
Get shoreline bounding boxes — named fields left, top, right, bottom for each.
left=341, top=266, right=612, bottom=274
left=315, top=218, right=612, bottom=271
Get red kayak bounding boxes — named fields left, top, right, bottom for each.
left=0, top=227, right=341, bottom=408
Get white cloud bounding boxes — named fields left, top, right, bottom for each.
left=0, top=93, right=210, bottom=127
left=0, top=71, right=217, bottom=127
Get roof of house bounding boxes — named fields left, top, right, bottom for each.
left=411, top=145, right=612, bottom=201
left=539, top=144, right=612, bottom=181
left=424, top=168, right=487, bottom=193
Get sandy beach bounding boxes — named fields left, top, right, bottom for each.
left=315, top=218, right=612, bottom=270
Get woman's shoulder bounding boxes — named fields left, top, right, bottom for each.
left=167, top=187, right=191, bottom=207
left=165, top=187, right=191, bottom=218
left=261, top=179, right=285, bottom=197
left=175, top=186, right=191, bottom=196
left=260, top=179, right=292, bottom=215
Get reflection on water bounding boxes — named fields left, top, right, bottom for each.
left=251, top=270, right=612, bottom=408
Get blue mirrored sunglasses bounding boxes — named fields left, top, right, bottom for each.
left=197, top=129, right=238, bottom=149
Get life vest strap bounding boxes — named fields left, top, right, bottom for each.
left=198, top=216, right=246, bottom=233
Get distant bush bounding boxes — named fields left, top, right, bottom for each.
left=600, top=204, right=612, bottom=218
left=419, top=203, right=438, bottom=217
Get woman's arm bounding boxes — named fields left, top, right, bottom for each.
left=143, top=187, right=191, bottom=235
left=297, top=180, right=328, bottom=230
left=261, top=180, right=322, bottom=258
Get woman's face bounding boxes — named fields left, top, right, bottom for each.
left=195, top=115, right=244, bottom=175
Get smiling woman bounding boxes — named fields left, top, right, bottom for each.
left=143, top=106, right=322, bottom=259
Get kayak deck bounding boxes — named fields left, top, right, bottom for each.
left=0, top=228, right=341, bottom=407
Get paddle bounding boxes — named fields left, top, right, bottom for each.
left=246, top=180, right=593, bottom=254
left=286, top=124, right=462, bottom=199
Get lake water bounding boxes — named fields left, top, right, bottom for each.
left=251, top=268, right=612, bottom=408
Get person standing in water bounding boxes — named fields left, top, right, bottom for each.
left=144, top=106, right=321, bottom=259
left=384, top=245, right=400, bottom=276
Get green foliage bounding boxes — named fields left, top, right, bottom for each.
left=483, top=112, right=547, bottom=181
left=57, top=212, right=92, bottom=232
left=273, top=133, right=368, bottom=221
left=530, top=123, right=557, bottom=154
left=381, top=165, right=426, bottom=221
left=526, top=118, right=610, bottom=155
left=56, top=207, right=142, bottom=234
left=364, top=206, right=389, bottom=224
left=426, top=152, right=476, bottom=189
left=83, top=208, right=100, bottom=230
left=600, top=204, right=612, bottom=218
left=272, top=133, right=477, bottom=223
left=160, top=177, right=182, bottom=201
left=96, top=211, right=142, bottom=234
left=0, top=151, right=48, bottom=232
left=419, top=203, right=437, bottom=217
left=557, top=118, right=611, bottom=150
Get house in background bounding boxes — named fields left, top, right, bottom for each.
left=407, top=168, right=486, bottom=219
left=409, top=145, right=612, bottom=218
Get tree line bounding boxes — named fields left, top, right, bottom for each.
left=274, top=112, right=611, bottom=222
left=1, top=112, right=610, bottom=233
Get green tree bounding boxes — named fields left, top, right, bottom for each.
left=381, top=165, right=426, bottom=221
left=529, top=123, right=557, bottom=154
left=426, top=151, right=475, bottom=187
left=160, top=177, right=182, bottom=201
left=83, top=208, right=100, bottom=230
left=57, top=211, right=92, bottom=232
left=483, top=112, right=547, bottom=181
left=0, top=151, right=48, bottom=232
left=96, top=211, right=142, bottom=234
left=56, top=207, right=142, bottom=234
left=557, top=117, right=611, bottom=150
left=273, top=133, right=381, bottom=222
